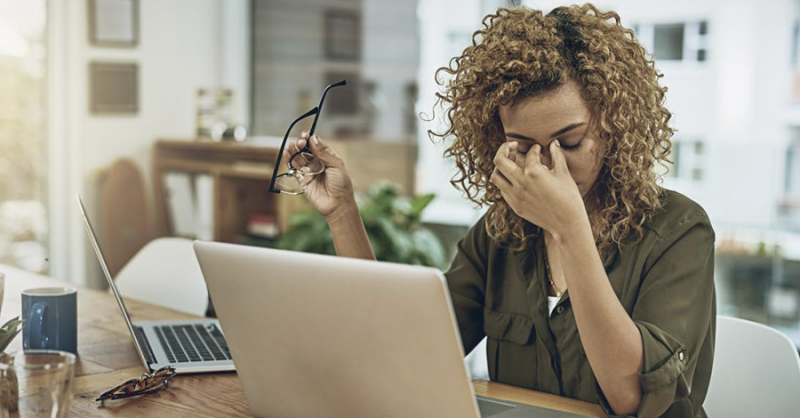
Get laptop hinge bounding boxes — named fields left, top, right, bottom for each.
left=133, top=325, right=156, bottom=366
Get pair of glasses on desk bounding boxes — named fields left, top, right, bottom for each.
left=96, top=366, right=176, bottom=402
left=268, top=79, right=348, bottom=195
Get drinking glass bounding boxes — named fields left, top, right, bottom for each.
left=0, top=350, right=76, bottom=418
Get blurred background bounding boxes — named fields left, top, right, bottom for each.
left=1, top=0, right=800, bottom=374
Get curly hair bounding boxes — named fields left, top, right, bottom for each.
left=429, top=3, right=673, bottom=253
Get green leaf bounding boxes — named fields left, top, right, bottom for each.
left=289, top=210, right=319, bottom=227
left=277, top=182, right=447, bottom=269
left=0, top=316, right=22, bottom=353
left=411, top=228, right=448, bottom=270
left=409, top=193, right=435, bottom=222
left=374, top=217, right=412, bottom=262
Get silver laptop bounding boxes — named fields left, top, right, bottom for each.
left=194, top=241, right=589, bottom=418
left=78, top=195, right=235, bottom=374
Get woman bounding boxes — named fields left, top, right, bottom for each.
left=285, top=4, right=715, bottom=418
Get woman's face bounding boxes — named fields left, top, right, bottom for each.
left=497, top=80, right=605, bottom=201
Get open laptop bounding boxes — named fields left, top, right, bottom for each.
left=194, top=241, right=589, bottom=418
left=77, top=195, right=235, bottom=374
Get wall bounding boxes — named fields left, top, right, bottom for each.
left=48, top=0, right=250, bottom=287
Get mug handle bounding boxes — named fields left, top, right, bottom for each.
left=24, top=302, right=50, bottom=349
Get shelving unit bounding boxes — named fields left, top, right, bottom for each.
left=152, top=137, right=416, bottom=244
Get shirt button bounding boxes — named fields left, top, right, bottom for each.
left=555, top=306, right=565, bottom=314
left=679, top=351, right=685, bottom=361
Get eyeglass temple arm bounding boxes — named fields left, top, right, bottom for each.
left=269, top=107, right=319, bottom=194
left=307, top=79, right=347, bottom=138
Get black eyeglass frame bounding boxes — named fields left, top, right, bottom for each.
left=95, top=366, right=177, bottom=402
left=268, top=79, right=348, bottom=194
left=268, top=106, right=319, bottom=193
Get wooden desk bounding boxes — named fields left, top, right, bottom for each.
left=0, top=265, right=606, bottom=417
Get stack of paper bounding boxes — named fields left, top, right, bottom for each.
left=163, top=172, right=215, bottom=240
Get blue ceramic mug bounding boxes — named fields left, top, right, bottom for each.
left=21, top=287, right=78, bottom=354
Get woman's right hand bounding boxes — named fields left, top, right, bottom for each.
left=285, top=132, right=356, bottom=220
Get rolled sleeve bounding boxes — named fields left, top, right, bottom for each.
left=599, top=214, right=716, bottom=418
left=444, top=215, right=489, bottom=356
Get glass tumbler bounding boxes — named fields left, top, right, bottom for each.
left=0, top=350, right=75, bottom=418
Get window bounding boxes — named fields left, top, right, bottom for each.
left=654, top=23, right=684, bottom=60
left=0, top=0, right=48, bottom=273
left=634, top=20, right=708, bottom=63
left=668, top=138, right=706, bottom=181
left=250, top=0, right=418, bottom=140
left=785, top=136, right=800, bottom=194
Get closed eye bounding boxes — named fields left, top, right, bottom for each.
left=560, top=140, right=581, bottom=151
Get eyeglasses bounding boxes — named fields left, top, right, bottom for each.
left=268, top=79, right=348, bottom=195
left=95, top=366, right=177, bottom=402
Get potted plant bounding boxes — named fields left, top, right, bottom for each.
left=278, top=181, right=448, bottom=270
left=0, top=316, right=22, bottom=411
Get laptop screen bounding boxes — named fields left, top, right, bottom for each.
left=76, top=194, right=149, bottom=368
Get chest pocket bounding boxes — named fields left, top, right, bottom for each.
left=483, top=307, right=534, bottom=345
left=483, top=307, right=537, bottom=386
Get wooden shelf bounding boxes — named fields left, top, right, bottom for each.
left=152, top=137, right=417, bottom=245
left=153, top=139, right=307, bottom=243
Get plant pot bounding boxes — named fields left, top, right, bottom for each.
left=0, top=353, right=18, bottom=412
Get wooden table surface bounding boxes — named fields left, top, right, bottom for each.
left=0, top=264, right=607, bottom=417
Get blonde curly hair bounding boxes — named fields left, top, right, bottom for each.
left=429, top=3, right=673, bottom=253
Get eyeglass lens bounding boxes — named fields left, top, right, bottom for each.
left=273, top=149, right=325, bottom=195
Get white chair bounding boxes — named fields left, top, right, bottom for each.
left=705, top=316, right=800, bottom=417
left=114, top=238, right=209, bottom=317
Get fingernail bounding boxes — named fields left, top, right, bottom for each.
left=555, top=139, right=561, bottom=147
left=301, top=131, right=308, bottom=137
left=312, top=136, right=319, bottom=145
left=508, top=142, right=518, bottom=149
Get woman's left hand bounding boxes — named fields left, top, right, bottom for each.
left=490, top=140, right=588, bottom=240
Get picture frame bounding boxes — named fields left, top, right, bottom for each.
left=88, top=0, right=139, bottom=48
left=324, top=9, right=361, bottom=61
left=89, top=62, right=139, bottom=115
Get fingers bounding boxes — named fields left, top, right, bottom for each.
left=490, top=167, right=513, bottom=198
left=284, top=130, right=345, bottom=170
left=524, top=144, right=544, bottom=171
left=506, top=142, right=526, bottom=169
left=493, top=143, right=521, bottom=184
left=283, top=131, right=309, bottom=163
left=307, top=134, right=344, bottom=168
left=549, top=139, right=568, bottom=174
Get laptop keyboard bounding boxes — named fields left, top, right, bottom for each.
left=154, top=323, right=232, bottom=363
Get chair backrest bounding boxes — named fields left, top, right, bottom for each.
left=114, top=238, right=208, bottom=317
left=704, top=316, right=800, bottom=417
left=100, top=158, right=150, bottom=276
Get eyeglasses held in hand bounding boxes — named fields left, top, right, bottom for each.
left=268, top=79, right=348, bottom=195
left=95, top=366, right=177, bottom=402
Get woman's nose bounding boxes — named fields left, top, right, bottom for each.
left=539, top=145, right=552, bottom=170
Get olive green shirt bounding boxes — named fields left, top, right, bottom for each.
left=445, top=188, right=715, bottom=418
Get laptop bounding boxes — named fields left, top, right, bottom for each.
left=78, top=195, right=235, bottom=374
left=194, top=241, right=589, bottom=418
